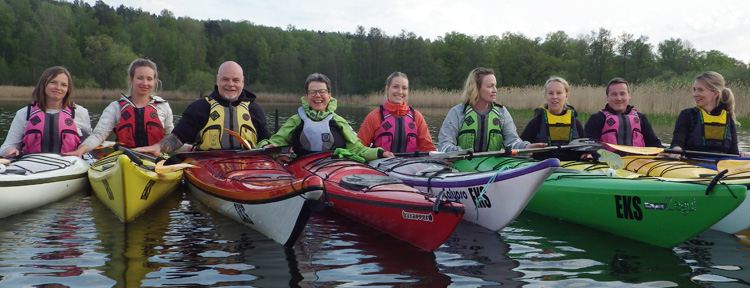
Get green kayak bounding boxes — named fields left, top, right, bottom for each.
left=453, top=156, right=747, bottom=248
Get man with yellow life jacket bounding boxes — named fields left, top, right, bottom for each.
left=584, top=77, right=662, bottom=153
left=136, top=61, right=271, bottom=156
left=439, top=67, right=547, bottom=153
left=669, top=71, right=749, bottom=157
left=521, top=77, right=586, bottom=160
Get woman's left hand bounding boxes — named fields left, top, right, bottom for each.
left=525, top=143, right=548, bottom=149
left=383, top=151, right=395, bottom=158
left=740, top=152, right=750, bottom=158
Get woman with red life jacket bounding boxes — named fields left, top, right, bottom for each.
left=357, top=72, right=436, bottom=153
left=584, top=77, right=662, bottom=153
left=520, top=76, right=589, bottom=160
left=68, top=58, right=174, bottom=158
left=667, top=71, right=750, bottom=158
left=0, top=67, right=92, bottom=158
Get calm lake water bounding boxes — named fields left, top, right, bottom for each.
left=1, top=99, right=750, bottom=287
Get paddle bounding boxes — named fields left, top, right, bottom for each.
left=0, top=159, right=9, bottom=165
left=397, top=138, right=601, bottom=161
left=716, top=159, right=750, bottom=174
left=224, top=129, right=254, bottom=150
left=603, top=142, right=741, bottom=158
left=114, top=144, right=197, bottom=173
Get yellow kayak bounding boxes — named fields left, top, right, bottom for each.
left=88, top=151, right=182, bottom=223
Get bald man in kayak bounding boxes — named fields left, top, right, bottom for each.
left=136, top=61, right=271, bottom=155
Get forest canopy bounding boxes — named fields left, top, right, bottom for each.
left=1, top=0, right=748, bottom=96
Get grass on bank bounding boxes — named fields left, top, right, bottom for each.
left=2, top=81, right=749, bottom=126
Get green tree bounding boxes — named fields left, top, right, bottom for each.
left=84, top=34, right=137, bottom=89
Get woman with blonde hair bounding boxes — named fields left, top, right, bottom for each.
left=520, top=76, right=587, bottom=160
left=357, top=72, right=436, bottom=153
left=68, top=58, right=174, bottom=158
left=670, top=71, right=749, bottom=157
left=1, top=66, right=92, bottom=157
left=438, top=67, right=546, bottom=152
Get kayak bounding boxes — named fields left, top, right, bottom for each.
left=0, top=153, right=89, bottom=219
left=178, top=150, right=326, bottom=247
left=619, top=155, right=750, bottom=234
left=368, top=156, right=559, bottom=231
left=453, top=156, right=747, bottom=248
left=89, top=151, right=183, bottom=223
left=286, top=152, right=465, bottom=251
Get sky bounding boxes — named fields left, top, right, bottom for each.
left=84, top=0, right=750, bottom=64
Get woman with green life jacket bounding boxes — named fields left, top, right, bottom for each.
left=438, top=67, right=546, bottom=153
left=520, top=76, right=590, bottom=160
left=259, top=73, right=395, bottom=162
left=667, top=71, right=750, bottom=158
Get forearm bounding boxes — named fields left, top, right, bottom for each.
left=158, top=134, right=184, bottom=153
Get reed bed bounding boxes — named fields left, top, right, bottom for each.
left=2, top=82, right=749, bottom=118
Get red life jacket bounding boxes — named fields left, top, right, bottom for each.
left=115, top=97, right=165, bottom=148
left=22, top=103, right=81, bottom=153
left=600, top=109, right=645, bottom=151
left=373, top=105, right=418, bottom=153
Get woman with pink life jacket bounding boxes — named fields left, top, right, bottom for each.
left=0, top=66, right=92, bottom=158
left=584, top=77, right=662, bottom=153
left=67, top=58, right=174, bottom=158
left=357, top=72, right=436, bottom=153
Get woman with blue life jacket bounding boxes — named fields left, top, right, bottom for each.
left=259, top=73, right=395, bottom=162
left=0, top=66, right=92, bottom=158
left=667, top=71, right=750, bottom=158
left=67, top=58, right=174, bottom=158
left=584, top=77, right=662, bottom=153
left=438, top=67, right=547, bottom=153
left=520, top=76, right=588, bottom=160
left=357, top=72, right=436, bottom=153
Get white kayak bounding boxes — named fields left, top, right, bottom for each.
left=0, top=153, right=90, bottom=219
left=369, top=157, right=559, bottom=231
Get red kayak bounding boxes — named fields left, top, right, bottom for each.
left=285, top=152, right=465, bottom=251
left=174, top=150, right=327, bottom=247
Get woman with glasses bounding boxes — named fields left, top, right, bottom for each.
left=438, top=67, right=547, bottom=153
left=259, top=73, right=394, bottom=161
left=357, top=72, right=436, bottom=153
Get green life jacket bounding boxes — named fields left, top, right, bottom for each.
left=196, top=96, right=257, bottom=150
left=457, top=103, right=504, bottom=152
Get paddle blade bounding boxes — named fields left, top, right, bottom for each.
left=597, top=149, right=624, bottom=169
left=0, top=159, right=9, bottom=165
left=603, top=143, right=664, bottom=155
left=717, top=159, right=750, bottom=174
left=154, top=162, right=198, bottom=174
left=224, top=128, right=253, bottom=150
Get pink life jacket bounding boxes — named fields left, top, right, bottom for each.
left=600, top=109, right=645, bottom=151
left=22, top=103, right=81, bottom=153
left=373, top=105, right=418, bottom=153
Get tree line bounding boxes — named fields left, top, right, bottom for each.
left=1, top=0, right=749, bottom=97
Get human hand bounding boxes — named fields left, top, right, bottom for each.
left=383, top=151, right=395, bottom=158
left=526, top=143, right=548, bottom=149
left=740, top=152, right=750, bottom=158
left=580, top=153, right=593, bottom=160
left=2, top=147, right=19, bottom=158
left=134, top=145, right=162, bottom=157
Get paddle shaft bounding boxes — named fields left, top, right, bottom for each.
left=663, top=148, right=739, bottom=158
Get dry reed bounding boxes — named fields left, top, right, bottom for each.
left=2, top=82, right=749, bottom=117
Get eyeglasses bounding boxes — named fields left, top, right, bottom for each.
left=306, top=89, right=328, bottom=96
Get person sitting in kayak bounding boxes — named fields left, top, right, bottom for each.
left=666, top=71, right=750, bottom=158
left=1, top=66, right=92, bottom=158
left=357, top=72, right=436, bottom=153
left=259, top=73, right=394, bottom=162
left=438, top=67, right=546, bottom=153
left=584, top=77, right=662, bottom=153
left=67, top=58, right=174, bottom=158
left=520, top=76, right=590, bottom=160
left=136, top=61, right=271, bottom=156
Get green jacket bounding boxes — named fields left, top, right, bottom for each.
left=258, top=96, right=384, bottom=161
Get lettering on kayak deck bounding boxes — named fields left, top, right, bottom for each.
left=440, top=186, right=492, bottom=208
left=615, top=195, right=643, bottom=220
left=402, top=210, right=434, bottom=222
left=643, top=197, right=697, bottom=215
left=234, top=203, right=255, bottom=225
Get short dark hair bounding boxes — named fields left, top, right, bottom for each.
left=305, top=73, right=331, bottom=92
left=605, top=77, right=629, bottom=95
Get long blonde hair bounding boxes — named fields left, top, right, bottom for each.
left=695, top=71, right=736, bottom=123
left=461, top=67, right=495, bottom=106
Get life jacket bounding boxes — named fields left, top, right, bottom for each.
left=292, top=106, right=343, bottom=156
left=196, top=96, right=257, bottom=150
left=600, top=108, right=645, bottom=151
left=688, top=106, right=731, bottom=153
left=457, top=104, right=504, bottom=152
left=373, top=105, right=418, bottom=153
left=534, top=106, right=579, bottom=146
left=115, top=96, right=165, bottom=148
left=22, top=103, right=81, bottom=153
